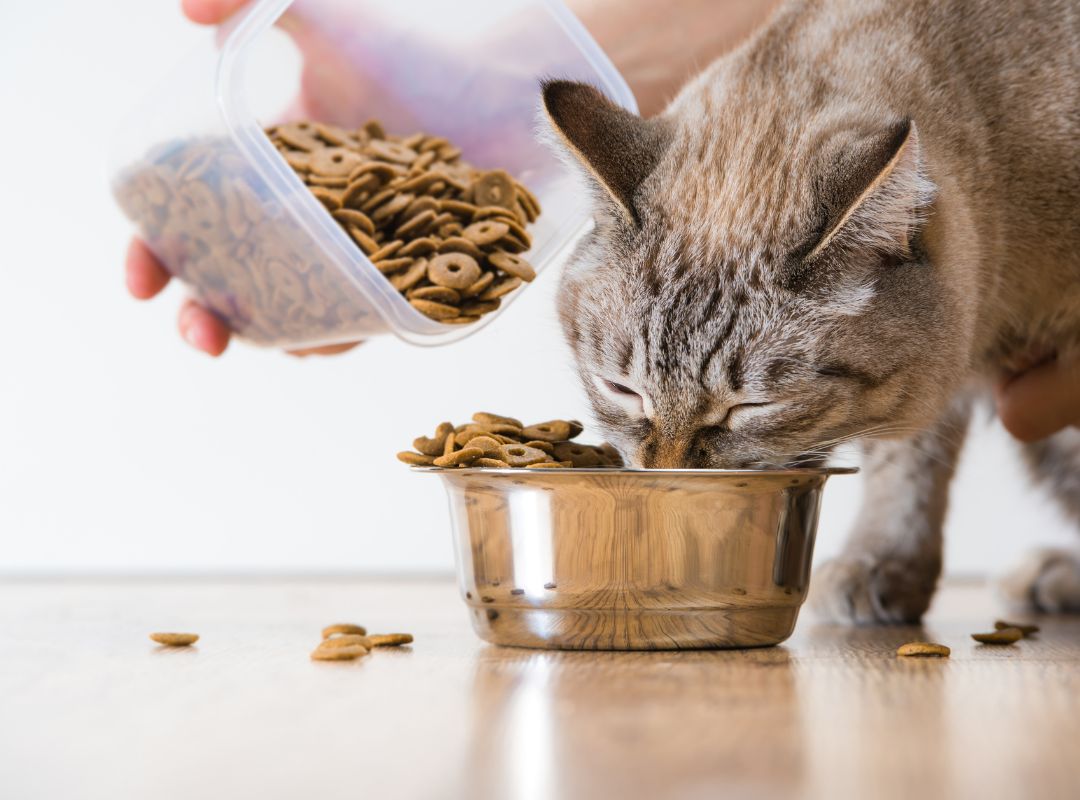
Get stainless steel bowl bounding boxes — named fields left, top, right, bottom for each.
left=421, top=466, right=855, bottom=650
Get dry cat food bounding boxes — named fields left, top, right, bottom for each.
left=310, top=622, right=413, bottom=662
left=994, top=619, right=1039, bottom=636
left=113, top=121, right=541, bottom=345
left=971, top=627, right=1024, bottom=645
left=269, top=120, right=541, bottom=324
left=149, top=632, right=199, bottom=647
left=896, top=642, right=951, bottom=658
left=397, top=412, right=624, bottom=469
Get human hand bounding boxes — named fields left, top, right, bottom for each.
left=125, top=0, right=363, bottom=357
left=996, top=355, right=1080, bottom=442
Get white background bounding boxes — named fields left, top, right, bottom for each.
left=0, top=0, right=1074, bottom=577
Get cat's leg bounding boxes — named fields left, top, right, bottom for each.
left=997, top=429, right=1080, bottom=612
left=810, top=397, right=972, bottom=624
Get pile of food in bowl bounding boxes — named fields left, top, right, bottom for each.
left=397, top=411, right=622, bottom=469
left=400, top=409, right=854, bottom=651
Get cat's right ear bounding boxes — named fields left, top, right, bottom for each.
left=541, top=80, right=670, bottom=226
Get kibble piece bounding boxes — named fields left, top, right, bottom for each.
left=466, top=435, right=502, bottom=455
left=479, top=276, right=523, bottom=301
left=433, top=447, right=485, bottom=468
left=317, top=634, right=372, bottom=651
left=488, top=251, right=536, bottom=282
left=397, top=451, right=436, bottom=466
left=277, top=121, right=322, bottom=151
left=462, top=271, right=495, bottom=298
left=367, top=633, right=414, bottom=647
left=473, top=412, right=524, bottom=428
left=399, top=237, right=439, bottom=257
left=310, top=186, right=341, bottom=211
left=311, top=644, right=369, bottom=661
left=896, top=642, right=950, bottom=658
left=438, top=236, right=486, bottom=261
left=994, top=620, right=1039, bottom=636
left=309, top=147, right=365, bottom=177
left=396, top=209, right=437, bottom=239
left=346, top=225, right=379, bottom=255
left=341, top=174, right=381, bottom=207
left=408, top=285, right=461, bottom=305
left=390, top=259, right=429, bottom=292
left=368, top=240, right=405, bottom=262
left=463, top=220, right=510, bottom=247
left=521, top=420, right=573, bottom=442
left=307, top=174, right=348, bottom=188
left=322, top=623, right=367, bottom=639
left=374, top=258, right=416, bottom=276
left=428, top=252, right=482, bottom=290
left=498, top=443, right=550, bottom=467
left=461, top=299, right=501, bottom=316
left=150, top=632, right=199, bottom=647
left=371, top=192, right=416, bottom=224
left=410, top=298, right=460, bottom=320
left=472, top=205, right=521, bottom=223
left=472, top=170, right=517, bottom=209
left=365, top=139, right=418, bottom=164
left=474, top=458, right=510, bottom=468
left=526, top=461, right=573, bottom=469
left=972, top=628, right=1023, bottom=644
left=332, top=208, right=375, bottom=235
left=553, top=441, right=604, bottom=467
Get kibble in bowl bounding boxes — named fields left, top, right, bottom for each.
left=405, top=412, right=855, bottom=650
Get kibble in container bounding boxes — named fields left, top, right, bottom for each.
left=108, top=0, right=635, bottom=348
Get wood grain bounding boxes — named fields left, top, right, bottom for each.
left=0, top=578, right=1076, bottom=800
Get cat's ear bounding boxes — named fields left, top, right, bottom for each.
left=541, top=80, right=670, bottom=226
left=808, top=119, right=934, bottom=261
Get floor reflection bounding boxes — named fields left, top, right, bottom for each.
left=794, top=621, right=952, bottom=798
left=463, top=645, right=804, bottom=800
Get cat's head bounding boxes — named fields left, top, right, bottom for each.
left=543, top=80, right=959, bottom=468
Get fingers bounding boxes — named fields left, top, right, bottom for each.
left=288, top=342, right=363, bottom=357
left=178, top=299, right=231, bottom=357
left=125, top=239, right=172, bottom=300
left=181, top=0, right=250, bottom=25
left=997, top=357, right=1080, bottom=442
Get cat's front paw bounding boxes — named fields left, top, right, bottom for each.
left=997, top=548, right=1080, bottom=613
left=809, top=555, right=938, bottom=625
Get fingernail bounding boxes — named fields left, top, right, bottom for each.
left=182, top=320, right=203, bottom=351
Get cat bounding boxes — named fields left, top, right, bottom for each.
left=541, top=0, right=1080, bottom=623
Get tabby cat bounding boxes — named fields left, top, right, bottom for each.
left=542, top=0, right=1080, bottom=623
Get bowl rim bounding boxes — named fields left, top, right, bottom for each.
left=411, top=466, right=858, bottom=477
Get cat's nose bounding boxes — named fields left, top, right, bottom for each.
left=637, top=435, right=697, bottom=468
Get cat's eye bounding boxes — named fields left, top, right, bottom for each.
left=594, top=376, right=647, bottom=416
left=722, top=402, right=776, bottom=430
left=603, top=380, right=639, bottom=397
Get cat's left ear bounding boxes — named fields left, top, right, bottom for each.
left=808, top=119, right=935, bottom=261
left=541, top=80, right=671, bottom=226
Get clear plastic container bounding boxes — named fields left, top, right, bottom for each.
left=109, top=0, right=636, bottom=348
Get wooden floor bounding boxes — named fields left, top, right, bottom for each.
left=1, top=578, right=1077, bottom=800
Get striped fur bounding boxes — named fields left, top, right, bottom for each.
left=545, top=0, right=1080, bottom=622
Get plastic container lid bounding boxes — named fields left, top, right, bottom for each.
left=109, top=0, right=636, bottom=348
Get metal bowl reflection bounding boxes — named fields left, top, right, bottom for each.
left=420, top=467, right=854, bottom=650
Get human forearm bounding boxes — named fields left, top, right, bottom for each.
left=565, top=0, right=781, bottom=115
